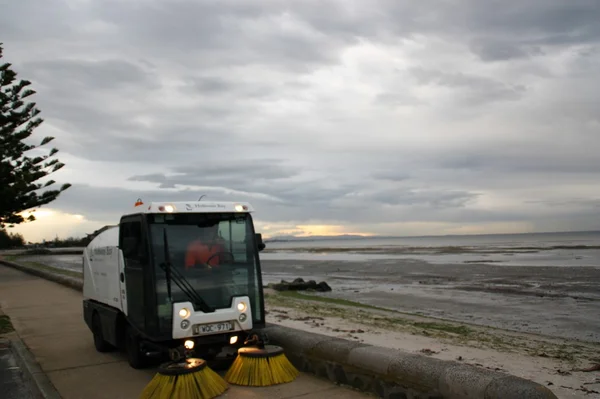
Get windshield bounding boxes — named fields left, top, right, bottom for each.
left=148, top=212, right=263, bottom=335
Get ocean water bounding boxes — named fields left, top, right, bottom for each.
left=261, top=231, right=600, bottom=267
left=264, top=231, right=600, bottom=250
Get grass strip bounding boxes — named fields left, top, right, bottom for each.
left=266, top=290, right=473, bottom=337
left=276, top=291, right=387, bottom=311
left=0, top=315, right=14, bottom=335
left=2, top=255, right=82, bottom=279
left=265, top=290, right=600, bottom=363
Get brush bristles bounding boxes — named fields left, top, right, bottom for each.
left=225, top=352, right=299, bottom=386
left=139, top=366, right=228, bottom=399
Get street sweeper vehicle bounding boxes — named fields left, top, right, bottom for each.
left=82, top=199, right=268, bottom=369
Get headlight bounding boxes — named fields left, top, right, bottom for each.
left=181, top=319, right=190, bottom=329
left=237, top=302, right=247, bottom=312
left=179, top=308, right=190, bottom=318
left=184, top=340, right=194, bottom=350
left=239, top=313, right=247, bottom=322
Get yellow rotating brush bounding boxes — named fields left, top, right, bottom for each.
left=224, top=333, right=299, bottom=387
left=139, top=357, right=228, bottom=399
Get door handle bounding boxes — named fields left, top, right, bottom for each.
left=120, top=273, right=124, bottom=282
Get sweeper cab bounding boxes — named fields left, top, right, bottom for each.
left=82, top=199, right=267, bottom=369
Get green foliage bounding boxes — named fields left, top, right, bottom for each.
left=0, top=42, right=71, bottom=228
left=0, top=315, right=15, bottom=334
left=0, top=231, right=91, bottom=250
left=0, top=228, right=25, bottom=249
left=39, top=235, right=91, bottom=248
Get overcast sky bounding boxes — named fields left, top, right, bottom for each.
left=2, top=0, right=600, bottom=242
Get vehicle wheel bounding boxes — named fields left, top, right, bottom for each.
left=92, top=313, right=112, bottom=353
left=125, top=325, right=148, bottom=369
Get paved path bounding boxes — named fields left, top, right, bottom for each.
left=0, top=266, right=371, bottom=399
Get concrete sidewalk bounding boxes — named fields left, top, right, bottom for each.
left=0, top=266, right=372, bottom=399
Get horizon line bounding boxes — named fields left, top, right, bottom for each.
left=263, top=229, right=600, bottom=241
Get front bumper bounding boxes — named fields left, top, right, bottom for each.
left=171, top=296, right=253, bottom=340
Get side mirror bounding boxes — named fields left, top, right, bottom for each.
left=255, top=233, right=266, bottom=252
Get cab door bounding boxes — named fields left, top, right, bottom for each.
left=117, top=246, right=128, bottom=315
left=118, top=215, right=150, bottom=331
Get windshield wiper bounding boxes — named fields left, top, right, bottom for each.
left=160, top=227, right=214, bottom=313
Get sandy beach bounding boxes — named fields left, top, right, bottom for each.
left=264, top=289, right=600, bottom=399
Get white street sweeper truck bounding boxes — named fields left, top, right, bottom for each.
left=82, top=199, right=267, bottom=369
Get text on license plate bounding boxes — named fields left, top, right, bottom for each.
left=193, top=321, right=234, bottom=334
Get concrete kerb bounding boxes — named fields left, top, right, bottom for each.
left=264, top=323, right=560, bottom=399
left=0, top=259, right=83, bottom=291
left=0, top=260, right=559, bottom=399
left=2, top=336, right=62, bottom=399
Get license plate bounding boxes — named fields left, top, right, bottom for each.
left=193, top=321, right=234, bottom=335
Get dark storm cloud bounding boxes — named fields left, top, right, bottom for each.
left=405, top=0, right=600, bottom=61
left=5, top=0, right=600, bottom=64
left=32, top=102, right=242, bottom=163
left=8, top=61, right=259, bottom=163
left=459, top=0, right=600, bottom=46
left=51, top=184, right=219, bottom=222
left=82, top=0, right=600, bottom=72
left=437, top=148, right=600, bottom=175
left=525, top=198, right=600, bottom=208
left=0, top=0, right=76, bottom=41
left=282, top=0, right=600, bottom=62
left=409, top=68, right=527, bottom=104
left=370, top=172, right=410, bottom=182
left=46, top=183, right=311, bottom=222
left=189, top=77, right=236, bottom=94
left=128, top=159, right=298, bottom=190
left=2, top=0, right=600, bottom=237
left=22, top=59, right=157, bottom=91
left=121, top=158, right=481, bottom=223
left=270, top=182, right=359, bottom=207
left=51, top=182, right=493, bottom=227
left=173, top=162, right=297, bottom=181
left=88, top=0, right=347, bottom=72
left=127, top=163, right=360, bottom=208
left=468, top=39, right=544, bottom=62
left=366, top=188, right=479, bottom=208
left=182, top=76, right=276, bottom=100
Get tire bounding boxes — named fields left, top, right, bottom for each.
left=125, top=325, right=149, bottom=369
left=92, top=313, right=112, bottom=353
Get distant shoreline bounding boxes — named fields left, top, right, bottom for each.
left=264, top=229, right=600, bottom=243
left=260, top=244, right=600, bottom=257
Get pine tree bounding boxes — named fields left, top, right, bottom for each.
left=0, top=43, right=71, bottom=228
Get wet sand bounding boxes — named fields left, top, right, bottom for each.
left=259, top=256, right=600, bottom=343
